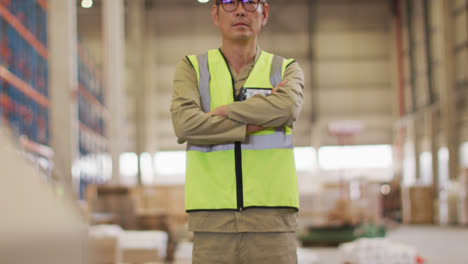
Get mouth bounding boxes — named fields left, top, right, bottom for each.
left=232, top=21, right=249, bottom=27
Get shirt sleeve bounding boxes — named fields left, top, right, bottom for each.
left=225, top=61, right=305, bottom=128
left=171, top=57, right=247, bottom=145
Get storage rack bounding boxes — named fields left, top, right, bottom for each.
left=77, top=41, right=109, bottom=198
left=0, top=0, right=51, bottom=160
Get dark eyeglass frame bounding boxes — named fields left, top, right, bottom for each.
left=216, top=0, right=265, bottom=13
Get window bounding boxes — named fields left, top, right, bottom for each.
left=294, top=147, right=316, bottom=172
left=319, top=145, right=393, bottom=170
left=154, top=151, right=186, bottom=175
left=140, top=152, right=155, bottom=184
left=120, top=152, right=138, bottom=183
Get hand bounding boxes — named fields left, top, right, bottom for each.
left=247, top=125, right=266, bottom=134
left=209, top=105, right=228, bottom=117
left=271, top=80, right=288, bottom=94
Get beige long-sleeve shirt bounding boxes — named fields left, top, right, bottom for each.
left=171, top=48, right=304, bottom=145
left=171, top=48, right=304, bottom=232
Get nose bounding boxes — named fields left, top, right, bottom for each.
left=234, top=1, right=246, bottom=16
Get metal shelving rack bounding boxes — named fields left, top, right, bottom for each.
left=0, top=0, right=52, bottom=160
left=77, top=41, right=110, bottom=198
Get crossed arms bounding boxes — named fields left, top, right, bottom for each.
left=170, top=57, right=304, bottom=145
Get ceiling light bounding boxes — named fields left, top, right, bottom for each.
left=81, top=0, right=93, bottom=8
left=198, top=0, right=210, bottom=3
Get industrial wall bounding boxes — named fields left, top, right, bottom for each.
left=75, top=0, right=467, bottom=182
left=76, top=0, right=394, bottom=152
left=392, top=0, right=468, bottom=224
left=395, top=0, right=468, bottom=184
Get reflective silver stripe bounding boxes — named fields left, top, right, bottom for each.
left=186, top=131, right=292, bottom=153
left=242, top=130, right=293, bottom=150
left=187, top=142, right=235, bottom=152
left=197, top=53, right=211, bottom=112
left=269, top=55, right=284, bottom=87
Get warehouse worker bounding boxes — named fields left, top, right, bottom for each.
left=171, top=0, right=304, bottom=263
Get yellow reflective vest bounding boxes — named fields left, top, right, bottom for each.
left=185, top=49, right=299, bottom=212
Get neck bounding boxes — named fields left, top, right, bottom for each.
left=220, top=39, right=257, bottom=74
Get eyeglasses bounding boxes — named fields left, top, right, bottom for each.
left=217, top=0, right=264, bottom=13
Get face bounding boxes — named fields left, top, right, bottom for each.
left=211, top=0, right=269, bottom=42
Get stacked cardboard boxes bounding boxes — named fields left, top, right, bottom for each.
left=89, top=226, right=168, bottom=263
left=119, top=231, right=167, bottom=263
left=88, top=225, right=122, bottom=264
left=402, top=186, right=433, bottom=224
left=132, top=185, right=187, bottom=261
left=357, top=182, right=383, bottom=223
left=299, top=182, right=351, bottom=227
left=299, top=180, right=383, bottom=228
left=132, top=185, right=187, bottom=228
left=87, top=185, right=137, bottom=229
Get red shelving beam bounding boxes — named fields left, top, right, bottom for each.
left=0, top=3, right=48, bottom=59
left=37, top=0, right=48, bottom=10
left=78, top=83, right=109, bottom=120
left=0, top=66, right=49, bottom=108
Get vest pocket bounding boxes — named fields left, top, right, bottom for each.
left=186, top=150, right=238, bottom=210
left=241, top=148, right=299, bottom=209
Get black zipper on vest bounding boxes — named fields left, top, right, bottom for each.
left=218, top=48, right=244, bottom=211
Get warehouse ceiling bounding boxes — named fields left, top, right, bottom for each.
left=77, top=0, right=396, bottom=152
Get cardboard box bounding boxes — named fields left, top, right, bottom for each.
left=458, top=194, right=468, bottom=226
left=131, top=185, right=186, bottom=261
left=299, top=192, right=334, bottom=228
left=89, top=236, right=118, bottom=263
left=402, top=186, right=434, bottom=224
left=88, top=185, right=137, bottom=229
left=121, top=248, right=161, bottom=263
left=133, top=185, right=186, bottom=215
left=460, top=168, right=468, bottom=191
left=119, top=231, right=168, bottom=263
left=88, top=225, right=123, bottom=264
left=359, top=182, right=383, bottom=223
left=133, top=186, right=167, bottom=210
left=299, top=180, right=383, bottom=227
left=328, top=199, right=358, bottom=226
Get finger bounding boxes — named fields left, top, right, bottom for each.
left=276, top=80, right=288, bottom=89
left=272, top=80, right=288, bottom=93
left=279, top=79, right=288, bottom=86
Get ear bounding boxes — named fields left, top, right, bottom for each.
left=261, top=3, right=269, bottom=27
left=211, top=4, right=219, bottom=27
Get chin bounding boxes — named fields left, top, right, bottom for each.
left=231, top=33, right=252, bottom=41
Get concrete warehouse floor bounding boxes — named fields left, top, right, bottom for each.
left=310, top=226, right=468, bottom=264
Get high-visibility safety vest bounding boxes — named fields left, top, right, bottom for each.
left=185, top=49, right=299, bottom=212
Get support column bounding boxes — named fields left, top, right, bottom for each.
left=414, top=119, right=422, bottom=181
left=144, top=7, right=159, bottom=154
left=440, top=0, right=459, bottom=181
left=127, top=0, right=146, bottom=185
left=392, top=0, right=406, bottom=178
left=429, top=110, right=439, bottom=196
left=49, top=0, right=79, bottom=189
left=102, top=0, right=126, bottom=184
left=308, top=0, right=320, bottom=169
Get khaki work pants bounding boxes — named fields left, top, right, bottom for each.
left=192, top=232, right=298, bottom=264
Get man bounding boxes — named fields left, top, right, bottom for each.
left=171, top=0, right=304, bottom=263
